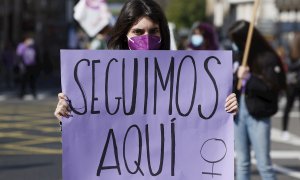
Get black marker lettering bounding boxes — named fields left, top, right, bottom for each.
left=175, top=55, right=197, bottom=116
left=97, top=129, right=121, bottom=176
left=123, top=125, right=143, bottom=175
left=122, top=58, right=138, bottom=115
left=146, top=124, right=165, bottom=176
left=144, top=58, right=149, bottom=114
left=198, top=56, right=220, bottom=119
left=91, top=60, right=100, bottom=114
left=69, top=59, right=89, bottom=115
left=154, top=58, right=174, bottom=115
left=105, top=58, right=121, bottom=115
left=171, top=118, right=176, bottom=176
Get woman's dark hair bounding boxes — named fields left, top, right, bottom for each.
left=228, top=20, right=286, bottom=90
left=108, top=0, right=170, bottom=50
left=228, top=20, right=276, bottom=63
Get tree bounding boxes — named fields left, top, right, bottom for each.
left=154, top=0, right=169, bottom=10
left=166, top=0, right=206, bottom=28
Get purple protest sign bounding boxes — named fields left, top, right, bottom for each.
left=60, top=50, right=234, bottom=180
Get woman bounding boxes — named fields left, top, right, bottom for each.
left=229, top=20, right=286, bottom=180
left=187, top=22, right=219, bottom=50
left=55, top=0, right=238, bottom=121
left=281, top=32, right=300, bottom=140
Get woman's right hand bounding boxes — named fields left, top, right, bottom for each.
left=237, top=66, right=250, bottom=80
left=54, top=93, right=71, bottom=121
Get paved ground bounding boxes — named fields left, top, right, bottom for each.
left=0, top=94, right=61, bottom=180
left=252, top=98, right=300, bottom=180
left=0, top=91, right=299, bottom=180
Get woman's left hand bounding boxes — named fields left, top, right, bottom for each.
left=225, top=93, right=238, bottom=115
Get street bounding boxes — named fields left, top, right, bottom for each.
left=0, top=93, right=299, bottom=180
left=0, top=94, right=61, bottom=180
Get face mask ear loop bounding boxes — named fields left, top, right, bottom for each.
left=127, top=36, right=134, bottom=50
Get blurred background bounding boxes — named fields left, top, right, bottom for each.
left=1, top=0, right=299, bottom=95
left=0, top=0, right=299, bottom=180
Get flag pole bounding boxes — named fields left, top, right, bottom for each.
left=237, top=0, right=261, bottom=90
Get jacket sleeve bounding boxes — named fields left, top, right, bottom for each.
left=256, top=52, right=286, bottom=91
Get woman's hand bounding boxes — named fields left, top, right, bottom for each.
left=54, top=93, right=71, bottom=121
left=225, top=93, right=238, bottom=115
left=237, top=66, right=250, bottom=80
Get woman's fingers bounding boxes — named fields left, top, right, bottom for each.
left=54, top=93, right=71, bottom=121
left=237, top=66, right=250, bottom=79
left=58, top=93, right=67, bottom=100
left=225, top=93, right=238, bottom=114
left=58, top=93, right=71, bottom=111
left=226, top=101, right=238, bottom=113
left=54, top=107, right=62, bottom=121
left=58, top=98, right=69, bottom=109
left=225, top=93, right=236, bottom=107
left=227, top=105, right=238, bottom=115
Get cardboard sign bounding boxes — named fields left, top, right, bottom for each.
left=60, top=50, right=234, bottom=180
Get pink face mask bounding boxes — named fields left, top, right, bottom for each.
left=128, top=34, right=161, bottom=50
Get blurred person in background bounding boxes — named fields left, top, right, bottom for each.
left=281, top=32, right=300, bottom=140
left=16, top=34, right=38, bottom=99
left=89, top=25, right=111, bottom=50
left=77, top=29, right=90, bottom=49
left=228, top=20, right=286, bottom=180
left=1, top=42, right=16, bottom=89
left=187, top=22, right=219, bottom=50
left=275, top=46, right=288, bottom=73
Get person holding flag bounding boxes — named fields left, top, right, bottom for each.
left=229, top=20, right=286, bottom=180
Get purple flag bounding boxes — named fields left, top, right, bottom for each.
left=60, top=50, right=234, bottom=180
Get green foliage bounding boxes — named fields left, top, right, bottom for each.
left=166, top=0, right=206, bottom=28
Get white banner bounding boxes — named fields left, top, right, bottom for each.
left=74, top=0, right=112, bottom=37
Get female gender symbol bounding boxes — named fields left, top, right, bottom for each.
left=200, top=138, right=227, bottom=178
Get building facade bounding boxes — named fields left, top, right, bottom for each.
left=206, top=0, right=284, bottom=37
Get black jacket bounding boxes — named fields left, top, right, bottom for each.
left=233, top=52, right=286, bottom=119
